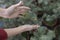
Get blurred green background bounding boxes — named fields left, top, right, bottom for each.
left=0, top=0, right=60, bottom=40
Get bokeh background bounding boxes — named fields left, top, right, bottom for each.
left=0, top=0, right=60, bottom=40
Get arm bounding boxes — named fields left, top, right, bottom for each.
left=4, top=26, right=25, bottom=37
left=0, top=25, right=39, bottom=40
left=0, top=8, right=7, bottom=18
left=4, top=25, right=39, bottom=37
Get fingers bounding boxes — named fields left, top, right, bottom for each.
left=31, top=25, right=40, bottom=32
left=14, top=6, right=30, bottom=12
left=18, top=6, right=30, bottom=10
left=13, top=1, right=23, bottom=8
left=16, top=6, right=30, bottom=14
left=17, top=1, right=24, bottom=6
left=33, top=25, right=40, bottom=29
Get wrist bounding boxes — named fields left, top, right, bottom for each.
left=17, top=26, right=26, bottom=33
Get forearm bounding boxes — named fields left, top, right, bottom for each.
left=4, top=26, right=25, bottom=37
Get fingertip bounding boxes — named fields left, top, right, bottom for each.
left=23, top=6, right=30, bottom=10
left=28, top=7, right=31, bottom=9
left=37, top=25, right=40, bottom=27
left=19, top=1, right=23, bottom=3
left=26, top=8, right=30, bottom=10
left=36, top=25, right=40, bottom=27
left=19, top=1, right=23, bottom=5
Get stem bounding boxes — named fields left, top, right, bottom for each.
left=26, top=31, right=31, bottom=40
left=36, top=0, right=38, bottom=5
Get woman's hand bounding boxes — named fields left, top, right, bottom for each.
left=2, top=1, right=30, bottom=18
left=19, top=25, right=39, bottom=32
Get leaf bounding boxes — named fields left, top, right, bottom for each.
left=47, top=30, right=55, bottom=38
left=40, top=35, right=52, bottom=40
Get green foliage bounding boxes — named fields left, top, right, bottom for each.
left=0, top=0, right=60, bottom=40
left=31, top=27, right=55, bottom=40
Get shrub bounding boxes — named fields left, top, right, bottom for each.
left=0, top=0, right=60, bottom=40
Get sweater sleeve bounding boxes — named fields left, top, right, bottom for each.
left=0, top=29, right=8, bottom=40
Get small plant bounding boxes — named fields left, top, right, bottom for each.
left=43, top=14, right=57, bottom=27
left=0, top=0, right=60, bottom=40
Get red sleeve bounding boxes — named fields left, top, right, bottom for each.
left=0, top=29, right=8, bottom=40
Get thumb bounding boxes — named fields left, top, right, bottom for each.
left=17, top=1, right=24, bottom=6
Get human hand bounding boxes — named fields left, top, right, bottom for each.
left=4, top=1, right=30, bottom=18
left=20, top=25, right=39, bottom=32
